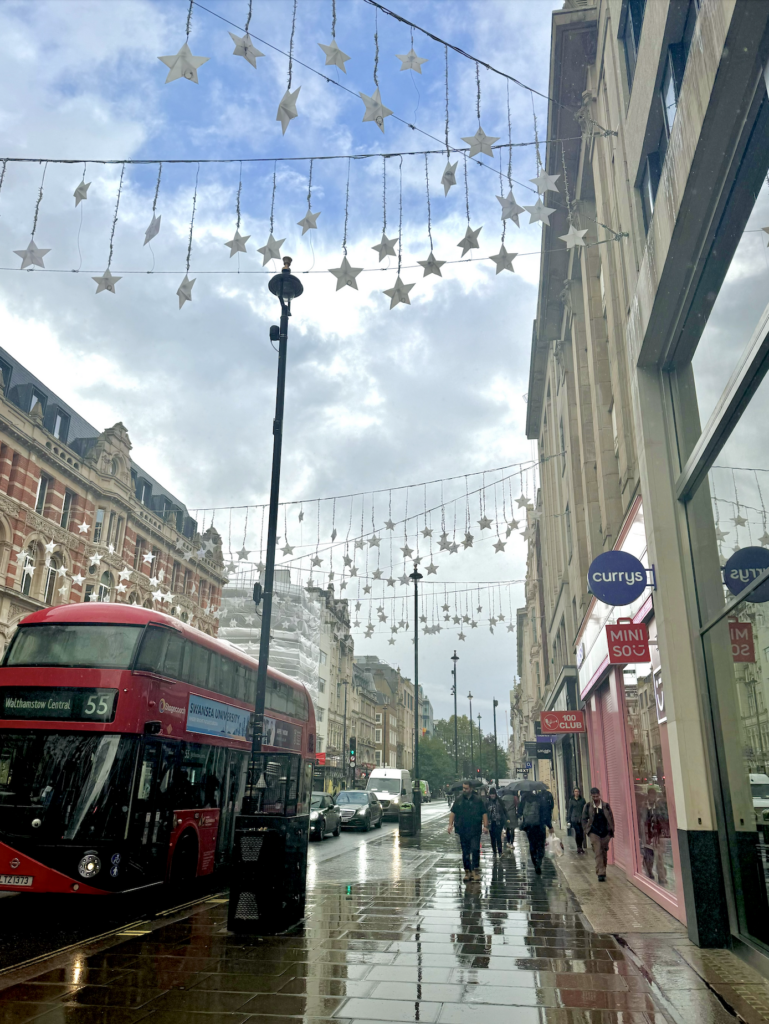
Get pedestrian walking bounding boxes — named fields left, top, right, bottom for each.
left=582, top=786, right=615, bottom=881
left=641, top=787, right=669, bottom=885
left=500, top=789, right=518, bottom=851
left=518, top=787, right=553, bottom=875
left=567, top=786, right=587, bottom=854
left=486, top=787, right=505, bottom=858
left=448, top=780, right=489, bottom=882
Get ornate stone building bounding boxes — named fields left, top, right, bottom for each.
left=0, top=346, right=226, bottom=648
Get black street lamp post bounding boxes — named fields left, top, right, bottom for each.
left=468, top=691, right=474, bottom=776
left=451, top=652, right=459, bottom=779
left=410, top=565, right=423, bottom=830
left=493, top=698, right=500, bottom=786
left=228, top=257, right=306, bottom=935
left=477, top=713, right=482, bottom=781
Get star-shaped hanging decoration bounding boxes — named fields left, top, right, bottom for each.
left=401, top=544, right=414, bottom=558
left=93, top=269, right=121, bottom=295
left=71, top=573, right=85, bottom=586
left=276, top=87, right=301, bottom=134
left=417, top=252, right=445, bottom=278
left=256, top=561, right=265, bottom=573
left=14, top=239, right=51, bottom=270
left=759, top=531, right=769, bottom=547
left=461, top=126, right=499, bottom=158
left=372, top=233, right=398, bottom=262
left=343, top=554, right=352, bottom=567
left=88, top=552, right=101, bottom=567
left=461, top=614, right=470, bottom=624
left=493, top=539, right=507, bottom=553
left=470, top=620, right=478, bottom=629
left=144, top=214, right=161, bottom=246
left=225, top=229, right=250, bottom=256
left=237, top=547, right=250, bottom=560
left=22, top=563, right=34, bottom=578
left=462, top=532, right=474, bottom=549
left=159, top=43, right=209, bottom=84
left=387, top=577, right=396, bottom=588
left=396, top=48, right=428, bottom=72
left=257, top=234, right=285, bottom=266
left=229, top=31, right=264, bottom=69
left=516, top=495, right=529, bottom=508
left=530, top=170, right=561, bottom=194
left=734, top=514, right=748, bottom=528
left=715, top=527, right=729, bottom=541
left=329, top=256, right=362, bottom=290
left=449, top=542, right=459, bottom=554
left=118, top=567, right=131, bottom=581
left=438, top=533, right=451, bottom=551
left=362, top=583, right=371, bottom=594
left=368, top=534, right=381, bottom=547
left=281, top=543, right=294, bottom=555
left=441, top=160, right=458, bottom=196
left=497, top=190, right=524, bottom=226
left=560, top=224, right=588, bottom=249
left=311, top=555, right=323, bottom=567
left=457, top=225, right=482, bottom=257
left=177, top=274, right=195, bottom=308
left=365, top=624, right=375, bottom=638
left=478, top=515, right=493, bottom=530
left=297, top=209, right=321, bottom=235
left=349, top=566, right=358, bottom=576
left=74, top=181, right=91, bottom=206
left=372, top=568, right=383, bottom=580
left=77, top=522, right=90, bottom=534
left=458, top=631, right=466, bottom=641
left=55, top=564, right=68, bottom=579
left=426, top=562, right=439, bottom=575
left=388, top=637, right=397, bottom=645
left=149, top=575, right=159, bottom=588
left=44, top=540, right=56, bottom=556
left=524, top=198, right=556, bottom=226
left=489, top=245, right=517, bottom=274
left=383, top=276, right=414, bottom=309
left=498, top=613, right=505, bottom=622
left=399, top=574, right=410, bottom=586
left=507, top=623, right=515, bottom=632
left=420, top=527, right=432, bottom=539
left=318, top=39, right=351, bottom=72
left=355, top=538, right=365, bottom=549
left=359, top=88, right=393, bottom=132
left=331, top=528, right=337, bottom=541
left=384, top=519, right=396, bottom=531
left=142, top=551, right=154, bottom=565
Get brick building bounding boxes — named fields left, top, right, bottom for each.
left=0, top=347, right=226, bottom=648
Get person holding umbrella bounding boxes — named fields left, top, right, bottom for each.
left=517, top=781, right=553, bottom=875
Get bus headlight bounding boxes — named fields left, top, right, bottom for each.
left=78, top=852, right=101, bottom=879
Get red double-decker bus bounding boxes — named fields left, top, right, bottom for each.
left=0, top=603, right=315, bottom=894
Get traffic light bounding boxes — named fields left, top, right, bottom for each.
left=348, top=737, right=356, bottom=770
left=475, top=767, right=481, bottom=777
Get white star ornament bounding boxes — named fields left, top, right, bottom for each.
left=441, top=160, right=458, bottom=196
left=489, top=245, right=517, bottom=274
left=71, top=573, right=85, bottom=586
left=530, top=171, right=560, bottom=194
left=177, top=275, right=195, bottom=308
left=524, top=198, right=556, bottom=226
left=372, top=233, right=398, bottom=262
left=144, top=214, right=161, bottom=246
left=397, top=48, right=427, bottom=73
left=319, top=40, right=350, bottom=72
left=383, top=276, right=414, bottom=309
left=74, top=181, right=91, bottom=206
left=77, top=522, right=90, bottom=534
left=417, top=252, right=445, bottom=278
left=329, top=257, right=363, bottom=291
left=497, top=190, right=524, bottom=226
left=457, top=225, right=482, bottom=257
left=14, top=239, right=51, bottom=270
left=93, top=269, right=121, bottom=294
left=461, top=127, right=499, bottom=158
left=560, top=224, right=588, bottom=249
left=276, top=87, right=300, bottom=134
left=257, top=234, right=285, bottom=265
left=360, top=88, right=393, bottom=132
left=159, top=43, right=209, bottom=84
left=229, top=31, right=264, bottom=69
left=297, top=210, right=321, bottom=235
left=225, top=229, right=250, bottom=256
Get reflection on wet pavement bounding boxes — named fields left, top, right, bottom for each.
left=0, top=811, right=739, bottom=1024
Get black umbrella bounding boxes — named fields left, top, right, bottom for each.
left=513, top=780, right=549, bottom=793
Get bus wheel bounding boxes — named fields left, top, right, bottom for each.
left=171, top=829, right=199, bottom=882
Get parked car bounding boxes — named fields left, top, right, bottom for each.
left=420, top=780, right=432, bottom=803
left=337, top=790, right=383, bottom=830
left=366, top=767, right=412, bottom=819
left=310, top=792, right=342, bottom=840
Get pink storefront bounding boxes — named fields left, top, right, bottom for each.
left=576, top=498, right=686, bottom=923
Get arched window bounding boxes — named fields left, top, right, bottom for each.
left=127, top=591, right=139, bottom=605
left=97, top=571, right=113, bottom=602
left=20, top=545, right=36, bottom=597
left=180, top=611, right=188, bottom=622
left=143, top=598, right=153, bottom=609
left=110, top=457, right=120, bottom=476
left=44, top=555, right=63, bottom=605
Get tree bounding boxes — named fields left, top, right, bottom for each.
left=417, top=736, right=455, bottom=795
left=431, top=716, right=509, bottom=784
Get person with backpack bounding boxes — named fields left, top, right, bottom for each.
left=567, top=786, right=587, bottom=854
left=582, top=786, right=615, bottom=881
left=486, top=787, right=505, bottom=858
left=517, top=786, right=553, bottom=874
left=500, top=789, right=518, bottom=850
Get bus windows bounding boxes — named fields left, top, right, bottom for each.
left=233, top=663, right=248, bottom=701
left=186, top=644, right=210, bottom=689
left=164, top=633, right=185, bottom=679
left=219, top=657, right=236, bottom=697
left=135, top=626, right=170, bottom=674
left=266, top=678, right=309, bottom=721
left=5, top=624, right=142, bottom=669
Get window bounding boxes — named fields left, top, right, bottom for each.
left=375, top=729, right=382, bottom=743
left=317, top=707, right=325, bottom=723
left=150, top=548, right=160, bottom=577
left=29, top=389, right=46, bottom=416
left=611, top=403, right=619, bottom=457
left=661, top=0, right=699, bottom=135
left=60, top=490, right=73, bottom=530
left=621, top=0, right=646, bottom=91
left=559, top=418, right=566, bottom=474
left=133, top=536, right=144, bottom=570
left=599, top=266, right=607, bottom=317
left=35, top=475, right=49, bottom=515
left=115, top=516, right=124, bottom=554
left=93, top=508, right=105, bottom=543
left=97, top=571, right=113, bottom=602
left=319, top=651, right=327, bottom=665
left=375, top=713, right=382, bottom=724
left=375, top=750, right=381, bottom=766
left=5, top=623, right=143, bottom=668
left=565, top=503, right=573, bottom=561
left=106, top=511, right=116, bottom=546
left=51, top=410, right=70, bottom=442
left=640, top=147, right=663, bottom=234
left=318, top=678, right=326, bottom=693
left=20, top=546, right=34, bottom=596
left=44, top=557, right=61, bottom=605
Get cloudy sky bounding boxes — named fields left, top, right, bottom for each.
left=0, top=0, right=565, bottom=728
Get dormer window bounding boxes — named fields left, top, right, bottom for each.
left=29, top=389, right=46, bottom=416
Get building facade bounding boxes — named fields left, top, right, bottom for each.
left=526, top=0, right=769, bottom=960
left=0, top=347, right=225, bottom=646
left=354, top=655, right=418, bottom=771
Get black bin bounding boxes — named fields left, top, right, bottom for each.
left=399, top=802, right=416, bottom=837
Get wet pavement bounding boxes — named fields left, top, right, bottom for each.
left=0, top=806, right=765, bottom=1024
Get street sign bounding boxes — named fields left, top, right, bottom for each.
left=730, top=619, right=755, bottom=663
left=723, top=547, right=769, bottom=604
left=540, top=711, right=586, bottom=734
left=525, top=762, right=532, bottom=770
left=606, top=618, right=650, bottom=664
left=587, top=551, right=649, bottom=606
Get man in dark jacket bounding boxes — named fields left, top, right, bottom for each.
left=582, top=786, right=615, bottom=881
left=518, top=787, right=553, bottom=874
left=567, top=787, right=587, bottom=854
left=449, top=781, right=489, bottom=881
left=486, top=787, right=505, bottom=857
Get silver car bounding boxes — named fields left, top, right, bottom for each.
left=337, top=790, right=383, bottom=831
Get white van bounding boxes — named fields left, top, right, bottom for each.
left=366, top=767, right=412, bottom=819
left=750, top=773, right=769, bottom=822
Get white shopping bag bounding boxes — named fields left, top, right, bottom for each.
left=545, top=834, right=565, bottom=858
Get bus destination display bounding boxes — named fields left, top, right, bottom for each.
left=0, top=688, right=118, bottom=722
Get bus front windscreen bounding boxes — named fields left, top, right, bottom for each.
left=4, top=624, right=143, bottom=669
left=0, top=732, right=137, bottom=841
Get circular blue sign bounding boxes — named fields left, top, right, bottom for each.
left=587, top=551, right=648, bottom=606
left=723, top=547, right=769, bottom=604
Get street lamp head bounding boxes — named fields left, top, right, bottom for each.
left=451, top=651, right=459, bottom=663
left=269, top=256, right=304, bottom=304
left=409, top=566, right=423, bottom=581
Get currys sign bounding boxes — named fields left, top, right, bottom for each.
left=723, top=547, right=769, bottom=604
left=587, top=551, right=648, bottom=606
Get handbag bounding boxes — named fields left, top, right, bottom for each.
left=545, top=834, right=565, bottom=858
